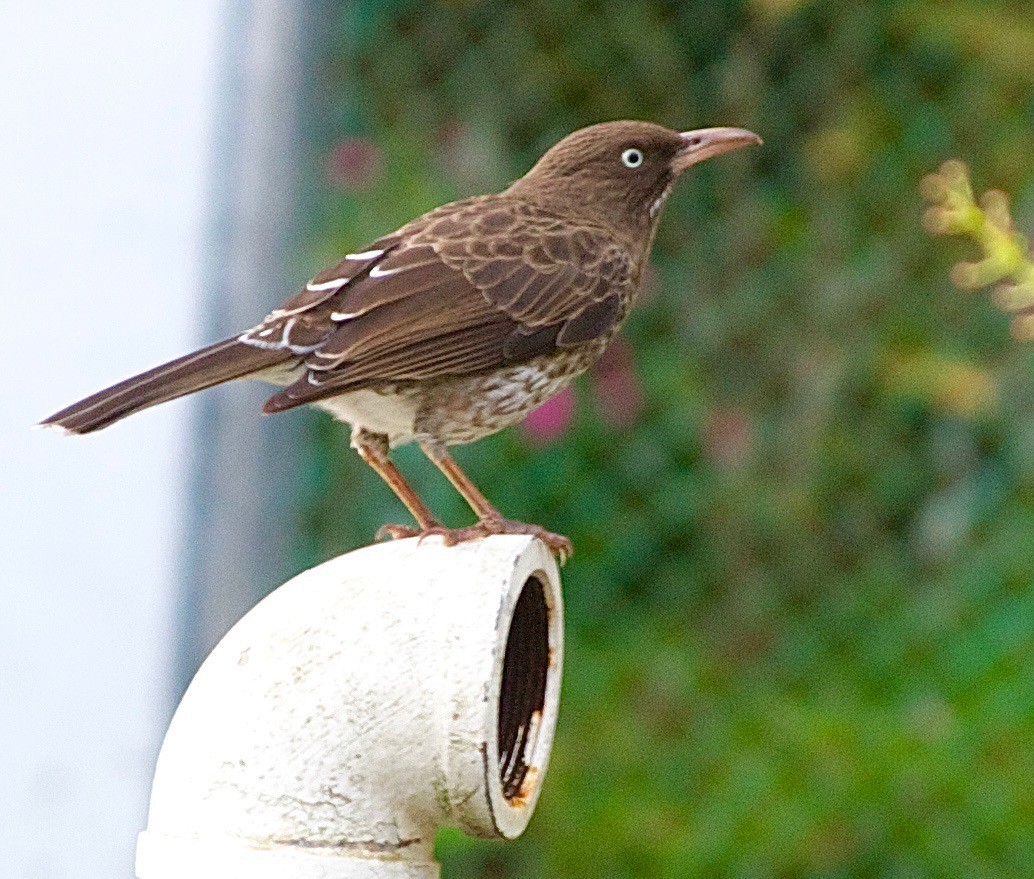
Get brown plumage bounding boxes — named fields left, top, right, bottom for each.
left=41, top=120, right=761, bottom=561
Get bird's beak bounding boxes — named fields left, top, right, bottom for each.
left=671, top=127, right=762, bottom=174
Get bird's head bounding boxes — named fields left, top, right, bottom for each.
left=509, top=120, right=761, bottom=242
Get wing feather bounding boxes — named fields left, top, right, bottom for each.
left=260, top=197, right=635, bottom=412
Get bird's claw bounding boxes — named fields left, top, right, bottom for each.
left=375, top=522, right=428, bottom=542
left=375, top=517, right=573, bottom=565
left=473, top=517, right=574, bottom=564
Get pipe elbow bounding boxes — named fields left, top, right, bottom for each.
left=137, top=535, right=563, bottom=878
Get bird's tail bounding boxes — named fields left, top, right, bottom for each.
left=38, top=338, right=293, bottom=435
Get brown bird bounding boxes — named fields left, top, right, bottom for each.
left=41, top=121, right=760, bottom=561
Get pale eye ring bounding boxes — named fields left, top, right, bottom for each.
left=621, top=147, right=644, bottom=168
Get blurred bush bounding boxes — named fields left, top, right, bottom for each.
left=292, top=1, right=1034, bottom=876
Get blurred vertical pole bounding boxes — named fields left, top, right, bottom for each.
left=179, top=0, right=314, bottom=684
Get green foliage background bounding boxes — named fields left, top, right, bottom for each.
left=291, top=1, right=1034, bottom=876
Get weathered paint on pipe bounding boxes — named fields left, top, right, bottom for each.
left=136, top=535, right=563, bottom=879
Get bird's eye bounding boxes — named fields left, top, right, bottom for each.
left=621, top=148, right=644, bottom=168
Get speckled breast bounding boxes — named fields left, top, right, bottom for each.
left=412, top=345, right=604, bottom=445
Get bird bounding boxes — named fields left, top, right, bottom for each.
left=40, top=120, right=761, bottom=563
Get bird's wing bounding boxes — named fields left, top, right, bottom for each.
left=256, top=197, right=633, bottom=413
left=236, top=230, right=408, bottom=355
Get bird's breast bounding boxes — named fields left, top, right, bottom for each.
left=412, top=348, right=603, bottom=445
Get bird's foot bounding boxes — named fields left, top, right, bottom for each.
left=478, top=517, right=574, bottom=564
left=375, top=522, right=438, bottom=542
left=376, top=517, right=573, bottom=564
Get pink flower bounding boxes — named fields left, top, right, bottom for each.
left=325, top=138, right=382, bottom=190
left=591, top=339, right=643, bottom=428
left=520, top=339, right=645, bottom=443
left=522, top=387, right=576, bottom=443
left=701, top=407, right=752, bottom=469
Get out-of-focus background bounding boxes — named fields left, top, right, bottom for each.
left=4, top=1, right=1033, bottom=877
left=2, top=3, right=221, bottom=878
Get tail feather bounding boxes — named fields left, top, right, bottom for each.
left=39, top=338, right=292, bottom=435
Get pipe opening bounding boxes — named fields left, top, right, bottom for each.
left=497, top=575, right=550, bottom=802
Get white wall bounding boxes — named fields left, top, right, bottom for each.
left=0, top=2, right=224, bottom=876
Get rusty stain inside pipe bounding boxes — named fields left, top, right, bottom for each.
left=497, top=575, right=549, bottom=801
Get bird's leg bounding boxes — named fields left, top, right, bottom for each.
left=419, top=439, right=498, bottom=519
left=416, top=439, right=573, bottom=563
left=351, top=429, right=441, bottom=539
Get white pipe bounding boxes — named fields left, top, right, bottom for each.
left=136, top=535, right=562, bottom=879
